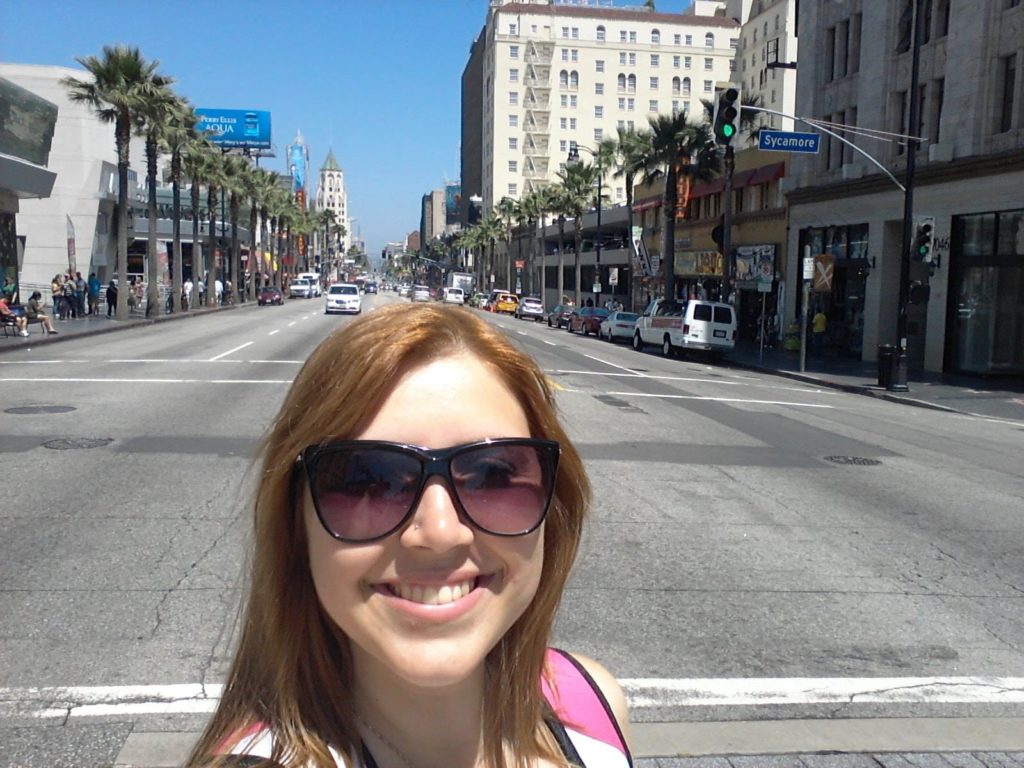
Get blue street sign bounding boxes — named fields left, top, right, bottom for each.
left=759, top=130, right=820, bottom=154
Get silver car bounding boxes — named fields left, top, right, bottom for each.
left=516, top=296, right=544, bottom=321
left=411, top=285, right=431, bottom=302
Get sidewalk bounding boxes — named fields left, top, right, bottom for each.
left=0, top=301, right=239, bottom=351
left=726, top=340, right=1024, bottom=423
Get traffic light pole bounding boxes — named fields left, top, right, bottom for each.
left=892, top=0, right=925, bottom=393
left=720, top=145, right=735, bottom=302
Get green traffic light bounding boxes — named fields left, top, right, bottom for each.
left=722, top=125, right=735, bottom=137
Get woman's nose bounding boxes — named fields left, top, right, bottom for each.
left=400, top=478, right=475, bottom=551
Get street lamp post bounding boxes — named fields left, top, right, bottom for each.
left=566, top=143, right=602, bottom=306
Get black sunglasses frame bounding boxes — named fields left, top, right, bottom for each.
left=297, top=438, right=561, bottom=543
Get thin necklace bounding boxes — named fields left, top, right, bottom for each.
left=356, top=714, right=418, bottom=768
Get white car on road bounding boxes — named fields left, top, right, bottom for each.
left=289, top=278, right=314, bottom=299
left=324, top=283, right=362, bottom=314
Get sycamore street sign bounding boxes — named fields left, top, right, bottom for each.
left=759, top=130, right=821, bottom=153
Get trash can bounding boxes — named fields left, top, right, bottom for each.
left=877, top=344, right=896, bottom=389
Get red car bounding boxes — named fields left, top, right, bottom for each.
left=257, top=286, right=283, bottom=305
left=567, top=306, right=609, bottom=335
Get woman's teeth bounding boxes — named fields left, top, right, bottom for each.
left=390, top=579, right=476, bottom=605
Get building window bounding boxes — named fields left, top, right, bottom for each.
left=672, top=99, right=680, bottom=113
left=936, top=0, right=950, bottom=37
left=559, top=140, right=567, bottom=153
left=619, top=52, right=627, bottom=66
left=618, top=97, right=626, bottom=110
left=627, top=98, right=635, bottom=111
left=560, top=69, right=569, bottom=88
left=509, top=23, right=517, bottom=35
left=508, top=183, right=517, bottom=196
left=596, top=59, right=605, bottom=72
left=650, top=76, right=659, bottom=89
left=629, top=52, right=636, bottom=65
left=930, top=77, right=944, bottom=142
left=570, top=94, right=577, bottom=108
left=509, top=137, right=518, bottom=150
left=685, top=34, right=693, bottom=46
left=630, top=31, right=637, bottom=43
left=510, top=68, right=519, bottom=82
left=597, top=25, right=606, bottom=42
left=595, top=82, right=604, bottom=95
left=620, top=30, right=627, bottom=42
left=651, top=29, right=661, bottom=44
left=560, top=117, right=568, bottom=129
left=999, top=54, right=1017, bottom=133
left=683, top=77, right=691, bottom=96
left=562, top=26, right=570, bottom=38
left=651, top=54, right=660, bottom=67
left=628, top=73, right=636, bottom=92
left=594, top=128, right=603, bottom=141
left=509, top=91, right=518, bottom=105
left=628, top=120, right=635, bottom=130
left=571, top=49, right=578, bottom=62
left=649, top=99, right=658, bottom=112
left=705, top=33, right=715, bottom=48
left=561, top=48, right=569, bottom=61
left=703, top=79, right=712, bottom=93
left=704, top=57, right=713, bottom=70
left=508, top=160, right=517, bottom=173
left=616, top=187, right=624, bottom=200
left=593, top=105, right=603, bottom=118
left=510, top=45, right=519, bottom=59
left=730, top=37, right=738, bottom=49
left=617, top=120, right=625, bottom=129
left=570, top=117, right=577, bottom=129
left=618, top=73, right=626, bottom=91
left=570, top=70, right=579, bottom=88
left=509, top=114, right=518, bottom=127
left=572, top=27, right=579, bottom=39
left=674, top=34, right=681, bottom=45
left=560, top=94, right=568, bottom=107
left=896, top=1, right=913, bottom=53
left=672, top=76, right=681, bottom=95
left=684, top=55, right=692, bottom=68
left=849, top=14, right=862, bottom=74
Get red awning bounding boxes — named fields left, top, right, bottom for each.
left=632, top=197, right=662, bottom=212
left=747, top=161, right=786, bottom=186
left=690, top=177, right=725, bottom=198
left=731, top=169, right=757, bottom=188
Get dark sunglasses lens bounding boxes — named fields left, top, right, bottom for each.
left=311, top=448, right=422, bottom=540
left=451, top=443, right=555, bottom=535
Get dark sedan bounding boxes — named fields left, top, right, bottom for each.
left=546, top=303, right=575, bottom=329
left=257, top=286, right=283, bottom=305
left=364, top=282, right=378, bottom=294
left=567, top=306, right=609, bottom=336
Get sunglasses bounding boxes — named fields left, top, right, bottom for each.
left=297, top=438, right=560, bottom=542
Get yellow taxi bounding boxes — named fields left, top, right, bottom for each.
left=494, top=293, right=519, bottom=315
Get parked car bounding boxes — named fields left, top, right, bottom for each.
left=468, top=292, right=488, bottom=308
left=632, top=298, right=737, bottom=358
left=411, top=285, right=431, bottom=302
left=515, top=296, right=545, bottom=321
left=289, top=278, right=314, bottom=299
left=296, top=272, right=322, bottom=297
left=442, top=287, right=465, bottom=305
left=324, top=283, right=362, bottom=314
left=398, top=284, right=412, bottom=298
left=493, top=292, right=519, bottom=315
left=597, top=310, right=639, bottom=342
left=567, top=306, right=609, bottom=335
left=257, top=286, right=283, bottom=306
left=546, top=303, right=575, bottom=329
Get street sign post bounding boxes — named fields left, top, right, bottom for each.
left=759, top=130, right=821, bottom=154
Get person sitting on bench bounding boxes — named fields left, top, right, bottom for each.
left=0, top=296, right=29, bottom=336
left=26, top=291, right=58, bottom=334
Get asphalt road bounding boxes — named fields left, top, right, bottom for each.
left=1, top=294, right=1022, bottom=767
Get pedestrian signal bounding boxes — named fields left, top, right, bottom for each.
left=713, top=85, right=742, bottom=146
left=912, top=216, right=935, bottom=263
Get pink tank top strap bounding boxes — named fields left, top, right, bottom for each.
left=541, top=647, right=629, bottom=756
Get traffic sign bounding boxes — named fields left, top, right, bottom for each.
left=759, top=130, right=820, bottom=154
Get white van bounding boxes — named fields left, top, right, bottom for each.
left=632, top=298, right=737, bottom=358
left=296, top=272, right=322, bottom=297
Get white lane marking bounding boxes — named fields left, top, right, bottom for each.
left=582, top=353, right=652, bottom=378
left=622, top=677, right=1024, bottom=709
left=5, top=677, right=1024, bottom=720
left=268, top=329, right=280, bottom=336
left=208, top=341, right=254, bottom=362
left=287, top=321, right=296, bottom=327
left=558, top=368, right=745, bottom=387
left=0, top=360, right=90, bottom=365
left=604, top=391, right=834, bottom=408
left=246, top=359, right=304, bottom=364
left=0, top=378, right=292, bottom=385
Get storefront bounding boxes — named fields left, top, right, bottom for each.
left=797, top=224, right=871, bottom=358
left=672, top=248, right=725, bottom=302
left=946, top=208, right=1024, bottom=375
left=733, top=244, right=779, bottom=343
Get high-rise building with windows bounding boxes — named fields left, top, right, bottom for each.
left=314, top=149, right=350, bottom=259
left=463, top=0, right=741, bottom=212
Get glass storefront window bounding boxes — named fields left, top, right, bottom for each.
left=997, top=210, right=1024, bottom=257
left=961, top=213, right=996, bottom=257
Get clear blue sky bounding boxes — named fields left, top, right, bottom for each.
left=3, top=0, right=693, bottom=255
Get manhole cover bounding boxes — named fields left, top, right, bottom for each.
left=43, top=438, right=113, bottom=450
left=824, top=455, right=882, bottom=466
left=6, top=405, right=77, bottom=415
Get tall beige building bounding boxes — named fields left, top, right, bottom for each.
left=314, top=149, right=351, bottom=258
left=472, top=0, right=741, bottom=211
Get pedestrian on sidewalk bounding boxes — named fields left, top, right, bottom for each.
left=62, top=273, right=77, bottom=318
left=87, top=272, right=101, bottom=315
left=183, top=277, right=193, bottom=310
left=75, top=272, right=87, bottom=317
left=812, top=307, right=828, bottom=356
left=106, top=279, right=118, bottom=317
left=51, top=274, right=65, bottom=320
left=185, top=303, right=632, bottom=768
left=26, top=291, right=58, bottom=334
left=0, top=296, right=28, bottom=336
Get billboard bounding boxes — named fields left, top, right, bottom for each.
left=445, top=183, right=461, bottom=226
left=289, top=142, right=307, bottom=193
left=0, top=77, right=58, bottom=166
left=195, top=108, right=271, bottom=149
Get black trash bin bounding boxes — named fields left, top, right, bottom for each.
left=877, top=344, right=896, bottom=388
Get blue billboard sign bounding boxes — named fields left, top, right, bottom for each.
left=196, top=108, right=272, bottom=149
left=758, top=130, right=820, bottom=154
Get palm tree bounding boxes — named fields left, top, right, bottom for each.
left=198, top=152, right=227, bottom=305
left=221, top=155, right=252, bottom=303
left=546, top=186, right=571, bottom=306
left=161, top=101, right=201, bottom=312
left=494, top=197, right=518, bottom=291
left=602, top=126, right=651, bottom=307
left=556, top=161, right=600, bottom=306
left=247, top=169, right=279, bottom=300
left=182, top=138, right=215, bottom=306
left=478, top=213, right=505, bottom=294
left=137, top=84, right=181, bottom=317
left=62, top=45, right=171, bottom=320
left=640, top=112, right=721, bottom=300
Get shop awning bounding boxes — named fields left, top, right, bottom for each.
left=731, top=169, right=757, bottom=188
left=632, top=197, right=661, bottom=212
left=690, top=177, right=724, bottom=197
left=747, top=161, right=786, bottom=186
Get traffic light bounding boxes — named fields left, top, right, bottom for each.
left=912, top=216, right=935, bottom=262
left=908, top=280, right=931, bottom=305
left=713, top=85, right=742, bottom=146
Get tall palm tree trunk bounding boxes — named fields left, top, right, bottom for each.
left=249, top=200, right=259, bottom=302
left=115, top=116, right=131, bottom=320
left=230, top=192, right=240, bottom=304
left=660, top=163, right=678, bottom=301
left=207, top=186, right=218, bottom=307
left=557, top=218, right=566, bottom=305
left=190, top=182, right=201, bottom=310
left=625, top=170, right=636, bottom=311
left=145, top=135, right=160, bottom=318
left=171, top=153, right=182, bottom=312
left=573, top=218, right=583, bottom=307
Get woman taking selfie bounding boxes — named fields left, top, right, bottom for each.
left=188, top=303, right=632, bottom=768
